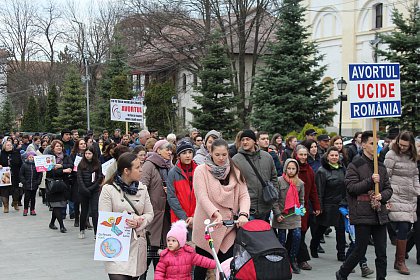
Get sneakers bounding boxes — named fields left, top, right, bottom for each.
left=30, top=210, right=36, bottom=216
left=360, top=264, right=374, bottom=277
left=23, top=209, right=28, bottom=216
left=78, top=230, right=85, bottom=239
left=299, top=261, right=312, bottom=270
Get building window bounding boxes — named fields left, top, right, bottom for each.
left=182, top=73, right=187, bottom=92
left=374, top=3, right=383, bottom=29
left=193, top=74, right=198, bottom=87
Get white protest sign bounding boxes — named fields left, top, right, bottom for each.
left=73, top=156, right=82, bottom=172
left=0, top=167, right=12, bottom=186
left=110, top=99, right=144, bottom=123
left=34, top=155, right=56, bottom=172
left=102, top=158, right=115, bottom=176
left=348, top=63, right=401, bottom=119
left=94, top=211, right=133, bottom=262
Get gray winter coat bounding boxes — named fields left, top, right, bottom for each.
left=384, top=149, right=420, bottom=223
left=232, top=146, right=279, bottom=217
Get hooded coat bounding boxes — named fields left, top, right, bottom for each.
left=272, top=159, right=304, bottom=229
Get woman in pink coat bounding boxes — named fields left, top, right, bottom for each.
left=191, top=139, right=250, bottom=279
left=154, top=220, right=216, bottom=280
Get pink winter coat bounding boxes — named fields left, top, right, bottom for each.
left=154, top=245, right=216, bottom=280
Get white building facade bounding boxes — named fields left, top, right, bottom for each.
left=303, top=0, right=413, bottom=135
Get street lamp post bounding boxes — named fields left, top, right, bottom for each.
left=337, top=77, right=347, bottom=136
left=171, top=96, right=178, bottom=133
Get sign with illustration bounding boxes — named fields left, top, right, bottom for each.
left=0, top=167, right=12, bottom=187
left=34, top=155, right=56, bottom=172
left=94, top=211, right=133, bottom=262
left=110, top=99, right=144, bottom=123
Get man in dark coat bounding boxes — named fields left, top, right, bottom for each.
left=336, top=131, right=393, bottom=280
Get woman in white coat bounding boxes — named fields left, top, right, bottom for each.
left=385, top=131, right=420, bottom=275
left=99, top=152, right=154, bottom=280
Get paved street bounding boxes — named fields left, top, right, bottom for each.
left=1, top=198, right=419, bottom=279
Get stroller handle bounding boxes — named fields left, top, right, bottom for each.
left=204, top=219, right=238, bottom=280
left=204, top=219, right=238, bottom=233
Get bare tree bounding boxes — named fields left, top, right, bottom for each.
left=122, top=0, right=277, bottom=127
left=0, top=0, right=41, bottom=114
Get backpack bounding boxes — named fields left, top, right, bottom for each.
left=231, top=220, right=292, bottom=280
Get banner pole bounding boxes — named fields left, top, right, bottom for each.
left=372, top=118, right=379, bottom=195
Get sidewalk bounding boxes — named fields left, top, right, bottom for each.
left=1, top=198, right=419, bottom=279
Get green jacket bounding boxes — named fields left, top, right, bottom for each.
left=233, top=146, right=279, bottom=216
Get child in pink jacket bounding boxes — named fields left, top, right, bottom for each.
left=154, top=220, right=216, bottom=280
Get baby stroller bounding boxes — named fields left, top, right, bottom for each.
left=205, top=219, right=292, bottom=280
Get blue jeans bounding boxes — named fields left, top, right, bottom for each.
left=278, top=228, right=301, bottom=259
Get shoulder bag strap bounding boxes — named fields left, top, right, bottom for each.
left=243, top=154, right=266, bottom=188
left=112, top=183, right=140, bottom=216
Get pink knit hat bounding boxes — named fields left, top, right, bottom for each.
left=153, top=139, right=170, bottom=153
left=167, top=220, right=188, bottom=247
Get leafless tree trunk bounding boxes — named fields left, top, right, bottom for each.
left=122, top=0, right=277, bottom=127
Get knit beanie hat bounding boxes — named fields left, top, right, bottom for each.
left=26, top=151, right=37, bottom=159
left=176, top=140, right=194, bottom=156
left=153, top=139, right=170, bottom=153
left=204, top=130, right=220, bottom=145
left=240, top=129, right=256, bottom=142
left=167, top=220, right=188, bottom=248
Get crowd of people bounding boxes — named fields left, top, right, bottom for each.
left=0, top=126, right=419, bottom=280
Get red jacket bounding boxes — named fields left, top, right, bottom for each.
left=167, top=161, right=197, bottom=223
left=154, top=245, right=216, bottom=280
left=298, top=161, right=320, bottom=232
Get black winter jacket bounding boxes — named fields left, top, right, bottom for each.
left=315, top=158, right=346, bottom=227
left=77, top=165, right=103, bottom=198
left=0, top=149, right=22, bottom=187
left=345, top=154, right=393, bottom=225
left=46, top=153, right=73, bottom=202
left=19, top=160, right=42, bottom=190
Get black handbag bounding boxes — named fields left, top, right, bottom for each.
left=243, top=154, right=279, bottom=204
